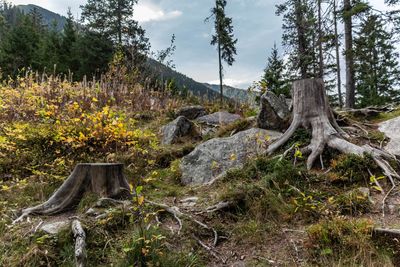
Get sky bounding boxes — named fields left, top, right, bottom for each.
left=10, top=0, right=393, bottom=89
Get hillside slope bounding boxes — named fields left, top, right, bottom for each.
left=17, top=4, right=67, bottom=31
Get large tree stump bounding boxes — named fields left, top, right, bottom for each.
left=267, top=78, right=399, bottom=182
left=14, top=163, right=131, bottom=222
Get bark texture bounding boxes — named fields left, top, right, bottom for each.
left=267, top=79, right=399, bottom=182
left=72, top=220, right=86, bottom=267
left=19, top=163, right=130, bottom=218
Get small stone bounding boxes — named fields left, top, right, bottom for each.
left=176, top=106, right=207, bottom=120
left=161, top=116, right=197, bottom=145
left=41, top=220, right=70, bottom=235
left=388, top=205, right=396, bottom=215
left=240, top=255, right=246, bottom=260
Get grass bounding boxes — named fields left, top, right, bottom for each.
left=306, top=217, right=394, bottom=266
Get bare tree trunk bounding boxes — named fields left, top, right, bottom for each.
left=218, top=40, right=224, bottom=105
left=333, top=0, right=343, bottom=108
left=344, top=0, right=356, bottom=108
left=267, top=79, right=399, bottom=182
left=318, top=0, right=324, bottom=78
left=14, top=163, right=131, bottom=223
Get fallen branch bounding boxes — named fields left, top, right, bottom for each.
left=72, top=220, right=86, bottom=267
left=373, top=227, right=400, bottom=237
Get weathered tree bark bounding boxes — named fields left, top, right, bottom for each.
left=267, top=79, right=399, bottom=182
left=72, top=220, right=86, bottom=267
left=333, top=0, right=343, bottom=108
left=14, top=163, right=131, bottom=223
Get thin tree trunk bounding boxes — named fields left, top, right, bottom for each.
left=318, top=0, right=324, bottom=78
left=333, top=0, right=343, bottom=108
left=344, top=0, right=356, bottom=108
left=218, top=40, right=223, bottom=105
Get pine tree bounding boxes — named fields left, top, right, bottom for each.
left=263, top=43, right=290, bottom=97
left=354, top=13, right=400, bottom=107
left=206, top=0, right=238, bottom=104
left=81, top=0, right=149, bottom=69
left=59, top=9, right=78, bottom=75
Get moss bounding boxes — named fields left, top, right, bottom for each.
left=306, top=218, right=393, bottom=266
left=330, top=153, right=377, bottom=185
left=334, top=188, right=371, bottom=215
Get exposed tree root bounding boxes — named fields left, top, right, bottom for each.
left=13, top=164, right=131, bottom=224
left=72, top=220, right=86, bottom=267
left=267, top=79, right=400, bottom=179
left=146, top=200, right=219, bottom=246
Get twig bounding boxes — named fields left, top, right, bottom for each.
left=382, top=185, right=396, bottom=218
left=192, top=235, right=226, bottom=264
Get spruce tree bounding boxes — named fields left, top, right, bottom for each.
left=81, top=0, right=149, bottom=69
left=276, top=0, right=318, bottom=79
left=263, top=43, right=290, bottom=97
left=206, top=0, right=237, bottom=104
left=354, top=13, right=400, bottom=107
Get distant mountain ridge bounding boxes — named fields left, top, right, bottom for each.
left=17, top=4, right=67, bottom=31
left=203, top=83, right=258, bottom=104
left=13, top=4, right=256, bottom=103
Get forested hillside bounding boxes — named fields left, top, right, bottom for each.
left=2, top=0, right=400, bottom=266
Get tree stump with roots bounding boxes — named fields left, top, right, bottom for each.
left=267, top=78, right=399, bottom=184
left=14, top=163, right=131, bottom=223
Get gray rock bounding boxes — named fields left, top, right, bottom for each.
left=176, top=106, right=207, bottom=120
left=161, top=116, right=196, bottom=145
left=197, top=111, right=242, bottom=126
left=180, top=128, right=282, bottom=185
left=41, top=220, right=70, bottom=235
left=379, top=116, right=400, bottom=156
left=257, top=91, right=290, bottom=130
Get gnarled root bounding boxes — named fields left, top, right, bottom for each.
left=13, top=163, right=131, bottom=224
left=267, top=79, right=399, bottom=200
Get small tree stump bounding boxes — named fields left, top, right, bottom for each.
left=18, top=163, right=131, bottom=219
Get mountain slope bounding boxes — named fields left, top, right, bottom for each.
left=203, top=83, right=258, bottom=104
left=144, top=58, right=221, bottom=100
left=17, top=4, right=67, bottom=31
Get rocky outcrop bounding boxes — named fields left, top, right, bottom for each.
left=161, top=116, right=197, bottom=145
left=176, top=106, right=207, bottom=120
left=180, top=128, right=282, bottom=185
left=379, top=116, right=400, bottom=156
left=197, top=111, right=242, bottom=126
left=257, top=91, right=290, bottom=131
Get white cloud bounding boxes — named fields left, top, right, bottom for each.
left=133, top=2, right=182, bottom=23
left=208, top=78, right=254, bottom=88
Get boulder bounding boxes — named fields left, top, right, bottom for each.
left=180, top=128, right=282, bottom=185
left=379, top=116, right=400, bottom=156
left=257, top=91, right=290, bottom=131
left=176, top=106, right=207, bottom=120
left=161, top=116, right=197, bottom=145
left=197, top=111, right=242, bottom=126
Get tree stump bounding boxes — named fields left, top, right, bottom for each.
left=267, top=78, right=399, bottom=182
left=16, top=163, right=131, bottom=220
